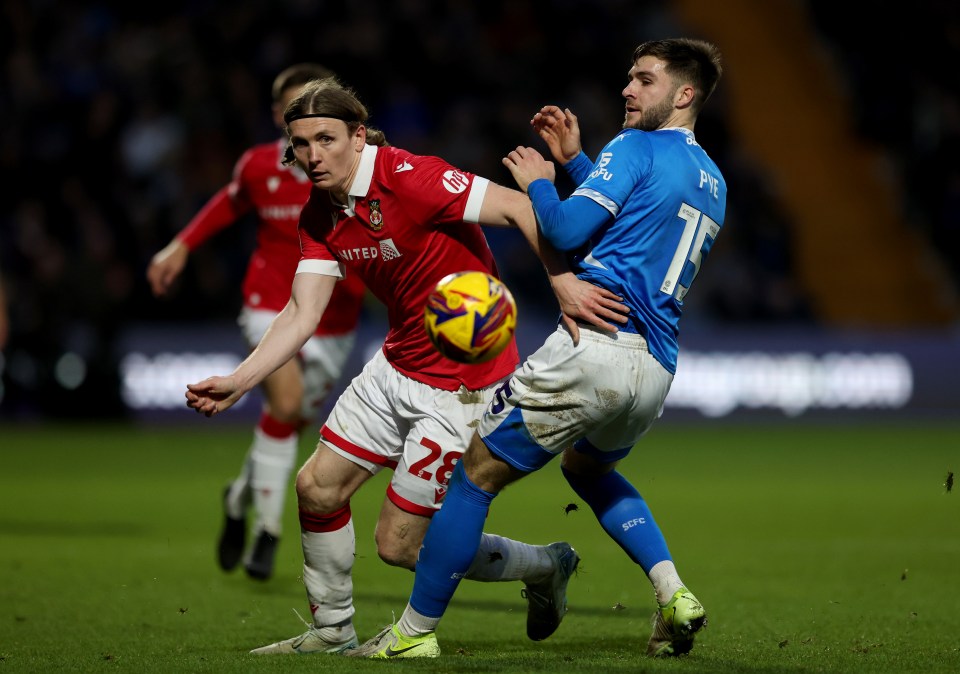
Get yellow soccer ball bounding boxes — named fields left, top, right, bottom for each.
left=424, top=270, right=517, bottom=364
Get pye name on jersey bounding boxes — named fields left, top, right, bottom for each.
left=698, top=169, right=721, bottom=199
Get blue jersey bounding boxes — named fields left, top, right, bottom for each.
left=559, top=127, right=725, bottom=374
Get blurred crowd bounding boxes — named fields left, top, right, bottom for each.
left=807, top=0, right=960, bottom=288
left=0, top=0, right=955, bottom=418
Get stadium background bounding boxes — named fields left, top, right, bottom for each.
left=1, top=0, right=959, bottom=422
left=2, top=3, right=960, bottom=671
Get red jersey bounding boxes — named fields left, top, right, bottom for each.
left=296, top=144, right=519, bottom=391
left=176, top=139, right=365, bottom=336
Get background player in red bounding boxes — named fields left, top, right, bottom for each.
left=147, top=64, right=366, bottom=581
left=186, top=78, right=627, bottom=654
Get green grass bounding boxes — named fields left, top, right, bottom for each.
left=1, top=420, right=959, bottom=672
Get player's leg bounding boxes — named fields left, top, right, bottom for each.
left=252, top=350, right=395, bottom=655
left=349, top=374, right=578, bottom=658
left=564, top=452, right=708, bottom=661
left=350, top=435, right=558, bottom=659
left=240, top=331, right=354, bottom=580
left=560, top=449, right=679, bottom=596
left=350, top=444, right=580, bottom=658
left=218, top=460, right=251, bottom=572
left=345, top=449, right=500, bottom=659
left=558, top=344, right=705, bottom=656
left=371, top=327, right=615, bottom=656
left=250, top=440, right=373, bottom=654
left=393, top=434, right=524, bottom=635
left=370, top=490, right=564, bottom=583
left=218, top=360, right=301, bottom=576
left=573, top=455, right=708, bottom=659
left=220, top=308, right=303, bottom=577
left=239, top=358, right=303, bottom=579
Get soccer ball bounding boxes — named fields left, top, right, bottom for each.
left=424, top=271, right=517, bottom=364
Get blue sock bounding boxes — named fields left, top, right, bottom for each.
left=409, top=461, right=495, bottom=618
left=562, top=466, right=670, bottom=573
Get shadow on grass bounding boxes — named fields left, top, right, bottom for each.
left=354, top=590, right=653, bottom=620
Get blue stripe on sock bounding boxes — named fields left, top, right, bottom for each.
left=409, top=461, right=495, bottom=618
left=562, top=466, right=670, bottom=572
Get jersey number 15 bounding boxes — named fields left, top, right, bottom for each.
left=660, top=202, right=720, bottom=302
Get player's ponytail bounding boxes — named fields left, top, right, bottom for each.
left=363, top=127, right=388, bottom=147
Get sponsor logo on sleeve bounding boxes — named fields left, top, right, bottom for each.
left=588, top=152, right=614, bottom=181
left=442, top=169, right=470, bottom=194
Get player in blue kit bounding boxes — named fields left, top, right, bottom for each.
left=348, top=38, right=725, bottom=659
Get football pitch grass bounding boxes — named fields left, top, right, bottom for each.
left=1, top=420, right=958, bottom=673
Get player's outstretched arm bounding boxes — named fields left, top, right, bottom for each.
left=186, top=374, right=242, bottom=417
left=149, top=185, right=249, bottom=298
left=502, top=146, right=554, bottom=194
left=531, top=106, right=582, bottom=165
left=147, top=239, right=190, bottom=297
left=476, top=180, right=627, bottom=341
left=185, top=271, right=336, bottom=417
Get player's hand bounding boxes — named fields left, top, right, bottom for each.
left=185, top=375, right=244, bottom=417
left=531, top=106, right=582, bottom=165
left=502, top=146, right=555, bottom=193
left=550, top=273, right=629, bottom=345
left=147, top=240, right=189, bottom=297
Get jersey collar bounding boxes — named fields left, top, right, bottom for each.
left=661, top=126, right=695, bottom=140
left=347, top=143, right=379, bottom=199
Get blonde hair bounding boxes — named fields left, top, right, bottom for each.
left=281, top=78, right=387, bottom=165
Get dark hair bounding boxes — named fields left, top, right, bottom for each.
left=633, top=38, right=722, bottom=114
left=281, top=78, right=388, bottom=165
left=271, top=63, right=335, bottom=103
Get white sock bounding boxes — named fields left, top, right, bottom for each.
left=648, top=560, right=685, bottom=605
left=397, top=534, right=555, bottom=637
left=397, top=603, right=439, bottom=637
left=250, top=427, right=298, bottom=536
left=312, top=622, right=356, bottom=643
left=301, top=517, right=356, bottom=628
left=224, top=454, right=253, bottom=519
left=465, top=533, right=554, bottom=583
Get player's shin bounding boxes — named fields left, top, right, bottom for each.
left=562, top=466, right=679, bottom=601
left=250, top=414, right=299, bottom=534
left=403, top=462, right=494, bottom=633
left=299, top=505, right=356, bottom=627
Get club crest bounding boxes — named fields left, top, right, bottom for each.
left=368, top=199, right=384, bottom=230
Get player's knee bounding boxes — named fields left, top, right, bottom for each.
left=294, top=467, right=348, bottom=514
left=265, top=395, right=302, bottom=424
left=293, top=468, right=317, bottom=507
left=560, top=445, right=609, bottom=478
left=374, top=532, right=418, bottom=570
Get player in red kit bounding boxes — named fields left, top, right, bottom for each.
left=186, top=78, right=628, bottom=654
left=148, top=64, right=366, bottom=581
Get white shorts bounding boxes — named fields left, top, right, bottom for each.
left=320, top=349, right=504, bottom=516
left=478, top=324, right=674, bottom=472
left=239, top=307, right=357, bottom=419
